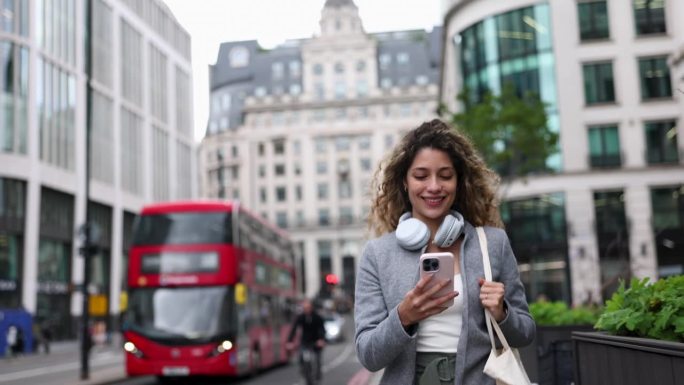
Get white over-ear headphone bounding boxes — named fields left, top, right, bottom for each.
left=396, top=210, right=465, bottom=251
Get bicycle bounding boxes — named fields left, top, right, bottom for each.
left=299, top=345, right=320, bottom=385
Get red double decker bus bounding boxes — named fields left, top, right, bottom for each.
left=123, top=201, right=298, bottom=380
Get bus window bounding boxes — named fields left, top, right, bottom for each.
left=133, top=212, right=232, bottom=245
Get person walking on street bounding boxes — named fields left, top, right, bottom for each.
left=41, top=321, right=52, bottom=354
left=354, top=119, right=535, bottom=384
left=5, top=325, right=18, bottom=358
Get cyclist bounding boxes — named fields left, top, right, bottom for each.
left=286, top=299, right=326, bottom=381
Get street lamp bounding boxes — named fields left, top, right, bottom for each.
left=80, top=0, right=95, bottom=379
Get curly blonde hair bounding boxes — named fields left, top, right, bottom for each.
left=368, top=119, right=503, bottom=236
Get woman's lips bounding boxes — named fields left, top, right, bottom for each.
left=423, top=197, right=444, bottom=207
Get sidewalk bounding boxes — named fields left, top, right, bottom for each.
left=0, top=334, right=128, bottom=385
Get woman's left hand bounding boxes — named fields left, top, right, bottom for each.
left=479, top=278, right=506, bottom=322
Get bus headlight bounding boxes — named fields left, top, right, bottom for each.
left=209, top=340, right=233, bottom=357
left=124, top=341, right=144, bottom=358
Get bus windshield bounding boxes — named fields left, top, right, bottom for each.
left=124, top=286, right=235, bottom=344
left=132, top=212, right=232, bottom=246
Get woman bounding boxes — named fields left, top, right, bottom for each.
left=354, top=119, right=535, bottom=384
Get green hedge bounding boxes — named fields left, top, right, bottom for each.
left=595, top=275, right=684, bottom=342
left=529, top=300, right=600, bottom=326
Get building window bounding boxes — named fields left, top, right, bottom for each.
left=272, top=62, right=284, bottom=80
left=356, top=60, right=366, bottom=72
left=316, top=161, right=327, bottom=175
left=258, top=164, right=266, bottom=178
left=335, top=136, right=351, bottom=151
left=633, top=0, right=666, bottom=35
left=416, top=75, right=429, bottom=85
left=38, top=59, right=77, bottom=169
left=313, top=63, right=323, bottom=75
left=317, top=183, right=329, bottom=199
left=260, top=188, right=267, bottom=203
left=594, top=190, right=630, bottom=299
left=148, top=44, right=168, bottom=123
left=296, top=211, right=305, bottom=227
left=583, top=62, right=615, bottom=104
left=340, top=207, right=354, bottom=225
left=356, top=79, right=368, bottom=98
left=121, top=108, right=142, bottom=194
left=289, top=84, right=302, bottom=95
left=258, top=142, right=265, bottom=155
left=294, top=163, right=302, bottom=176
left=385, top=134, right=394, bottom=149
left=396, top=52, right=409, bottom=64
left=276, top=186, right=287, bottom=202
left=334, top=62, right=345, bottom=74
left=222, top=94, right=231, bottom=111
left=500, top=193, right=570, bottom=302
left=314, top=82, right=325, bottom=100
left=273, top=139, right=285, bottom=155
left=380, top=78, right=392, bottom=89
left=645, top=120, right=679, bottom=164
left=588, top=125, right=621, bottom=168
left=315, top=138, right=326, bottom=153
left=578, top=1, right=609, bottom=41
left=358, top=135, right=371, bottom=150
left=151, top=126, right=170, bottom=201
left=379, top=53, right=391, bottom=70
left=276, top=212, right=288, bottom=229
left=274, top=164, right=286, bottom=176
left=289, top=60, right=301, bottom=77
left=334, top=81, right=346, bottom=100
left=650, top=186, right=684, bottom=277
left=295, top=185, right=302, bottom=201
left=339, top=180, right=352, bottom=199
left=229, top=46, right=249, bottom=67
left=254, top=87, right=267, bottom=97
left=1, top=0, right=28, bottom=35
left=360, top=157, right=372, bottom=171
left=638, top=56, right=671, bottom=100
left=318, top=209, right=330, bottom=226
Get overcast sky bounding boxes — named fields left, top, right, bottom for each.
left=161, top=0, right=444, bottom=141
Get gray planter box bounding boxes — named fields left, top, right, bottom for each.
left=519, top=325, right=593, bottom=385
left=572, top=331, right=684, bottom=385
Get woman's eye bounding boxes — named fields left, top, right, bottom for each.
left=414, top=175, right=427, bottom=180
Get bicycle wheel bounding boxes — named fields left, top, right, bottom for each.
left=301, top=349, right=317, bottom=385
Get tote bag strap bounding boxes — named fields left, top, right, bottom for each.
left=475, top=227, right=511, bottom=352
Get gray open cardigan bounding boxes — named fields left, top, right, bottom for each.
left=354, top=222, right=535, bottom=385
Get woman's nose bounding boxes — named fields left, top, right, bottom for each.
left=426, top=177, right=441, bottom=191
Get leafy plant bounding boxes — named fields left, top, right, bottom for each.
left=529, top=300, right=600, bottom=326
left=442, top=85, right=558, bottom=181
left=595, top=276, right=684, bottom=342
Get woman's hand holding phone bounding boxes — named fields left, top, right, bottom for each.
left=397, top=253, right=459, bottom=328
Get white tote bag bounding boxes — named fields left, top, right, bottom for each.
left=476, top=227, right=531, bottom=385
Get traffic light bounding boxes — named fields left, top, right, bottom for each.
left=325, top=273, right=339, bottom=285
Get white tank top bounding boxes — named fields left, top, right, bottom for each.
left=416, top=274, right=464, bottom=353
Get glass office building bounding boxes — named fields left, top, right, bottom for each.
left=0, top=0, right=196, bottom=340
left=440, top=0, right=683, bottom=304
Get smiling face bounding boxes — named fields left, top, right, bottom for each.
left=405, top=148, right=457, bottom=229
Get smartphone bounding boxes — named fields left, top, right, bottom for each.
left=419, top=252, right=455, bottom=306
